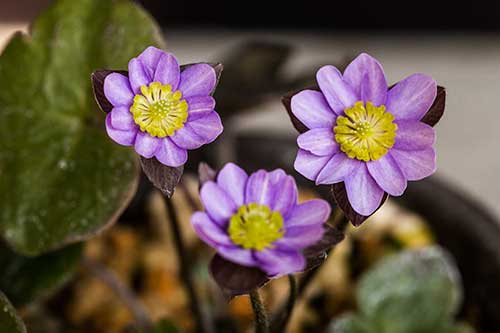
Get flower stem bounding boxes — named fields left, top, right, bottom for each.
left=164, top=195, right=213, bottom=333
left=250, top=290, right=269, bottom=333
left=297, top=211, right=349, bottom=299
left=270, top=274, right=297, bottom=332
left=82, top=258, right=153, bottom=332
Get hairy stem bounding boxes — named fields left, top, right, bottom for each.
left=82, top=258, right=153, bottom=332
left=250, top=290, right=269, bottom=333
left=164, top=195, right=213, bottom=333
left=297, top=211, right=349, bottom=300
left=270, top=274, right=297, bottom=332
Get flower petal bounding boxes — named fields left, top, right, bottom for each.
left=255, top=249, right=306, bottom=277
left=171, top=110, right=223, bottom=149
left=344, top=164, right=385, bottom=216
left=178, top=64, right=216, bottom=98
left=294, top=149, right=331, bottom=182
left=104, top=73, right=134, bottom=107
left=186, top=96, right=216, bottom=121
left=154, top=137, right=188, bottom=167
left=217, top=163, right=248, bottom=206
left=244, top=170, right=275, bottom=207
left=291, top=90, right=335, bottom=129
left=134, top=131, right=160, bottom=158
left=390, top=148, right=436, bottom=181
left=105, top=113, right=137, bottom=146
left=343, top=53, right=387, bottom=106
left=170, top=125, right=205, bottom=150
left=218, top=246, right=257, bottom=267
left=394, top=120, right=435, bottom=151
left=285, top=199, right=331, bottom=228
left=386, top=74, right=437, bottom=121
left=138, top=46, right=164, bottom=78
left=185, top=111, right=223, bottom=144
left=276, top=224, right=325, bottom=249
left=110, top=106, right=136, bottom=131
left=316, top=65, right=358, bottom=114
left=316, top=153, right=363, bottom=185
left=297, top=128, right=338, bottom=156
left=367, top=154, right=407, bottom=196
left=270, top=175, right=298, bottom=218
left=245, top=169, right=290, bottom=210
left=153, top=52, right=180, bottom=89
left=191, top=212, right=232, bottom=248
left=200, top=181, right=237, bottom=226
left=128, top=58, right=151, bottom=94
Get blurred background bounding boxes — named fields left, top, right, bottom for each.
left=1, top=1, right=500, bottom=333
left=1, top=0, right=499, bottom=217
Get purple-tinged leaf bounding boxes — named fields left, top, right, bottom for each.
left=282, top=88, right=319, bottom=134
left=91, top=70, right=129, bottom=114
left=303, top=224, right=345, bottom=270
left=210, top=254, right=269, bottom=298
left=421, top=86, right=446, bottom=127
left=198, top=162, right=217, bottom=187
left=140, top=157, right=183, bottom=198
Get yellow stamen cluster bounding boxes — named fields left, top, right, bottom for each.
left=131, top=82, right=188, bottom=138
left=228, top=203, right=285, bottom=251
left=334, top=101, right=397, bottom=161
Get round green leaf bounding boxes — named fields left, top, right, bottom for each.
left=357, top=247, right=463, bottom=333
left=0, top=291, right=26, bottom=333
left=0, top=243, right=82, bottom=306
left=0, top=0, right=164, bottom=255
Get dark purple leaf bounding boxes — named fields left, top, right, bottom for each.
left=303, top=224, right=345, bottom=270
left=331, top=182, right=388, bottom=226
left=281, top=87, right=320, bottom=134
left=91, top=70, right=128, bottom=114
left=140, top=157, right=183, bottom=198
left=210, top=254, right=269, bottom=298
left=421, top=86, right=446, bottom=127
left=198, top=162, right=217, bottom=187
left=282, top=93, right=308, bottom=134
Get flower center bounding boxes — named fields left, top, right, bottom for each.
left=130, top=82, right=188, bottom=138
left=228, top=203, right=285, bottom=251
left=334, top=101, right=398, bottom=161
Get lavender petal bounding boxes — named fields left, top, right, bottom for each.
left=344, top=164, right=385, bottom=216
left=178, top=64, right=216, bottom=98
left=217, top=163, right=248, bottom=206
left=367, top=154, right=407, bottom=196
left=316, top=65, right=358, bottom=114
left=154, top=137, right=188, bottom=167
left=103, top=73, right=134, bottom=107
left=390, top=148, right=436, bottom=181
left=343, top=53, right=388, bottom=106
left=105, top=113, right=137, bottom=146
left=386, top=73, right=437, bottom=121
left=200, top=181, right=237, bottom=226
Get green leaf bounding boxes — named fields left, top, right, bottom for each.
left=0, top=243, right=82, bottom=306
left=338, top=247, right=463, bottom=333
left=328, top=314, right=370, bottom=333
left=0, top=0, right=164, bottom=255
left=150, top=319, right=180, bottom=333
left=0, top=291, right=26, bottom=333
left=357, top=247, right=462, bottom=331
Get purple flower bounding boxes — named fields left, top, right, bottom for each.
left=103, top=46, right=223, bottom=167
left=192, top=163, right=331, bottom=277
left=291, top=53, right=441, bottom=217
